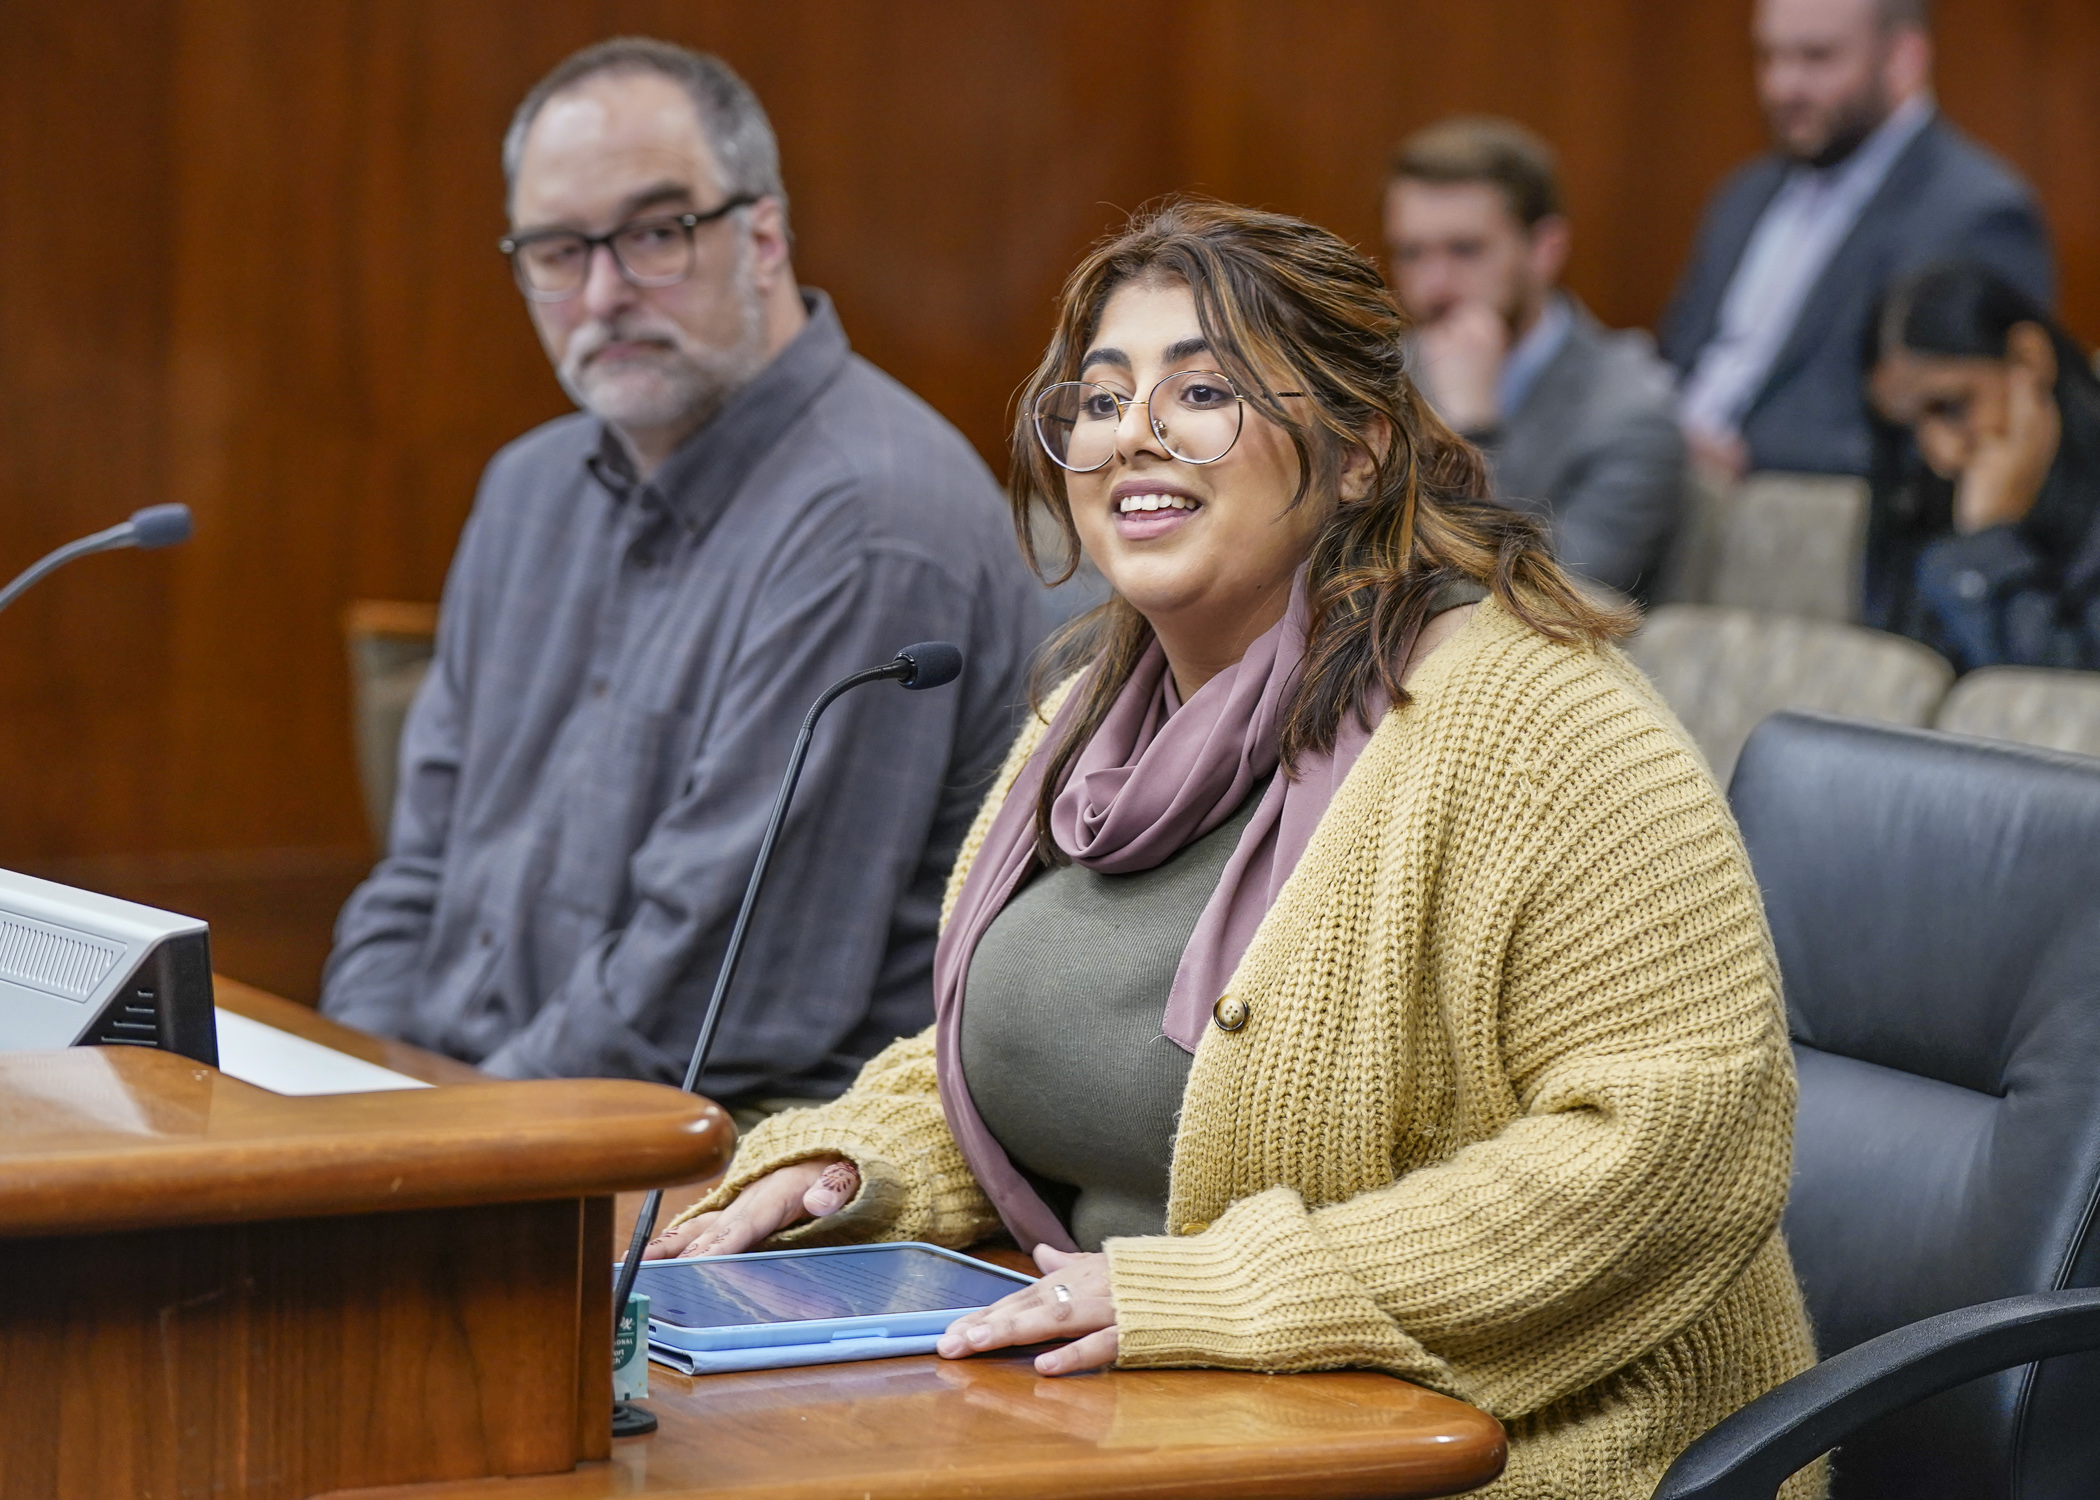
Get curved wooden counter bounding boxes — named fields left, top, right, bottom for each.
left=0, top=1046, right=728, bottom=1236
left=0, top=990, right=733, bottom=1500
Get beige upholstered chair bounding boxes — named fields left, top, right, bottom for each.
left=344, top=601, right=438, bottom=849
left=1934, top=666, right=2100, bottom=759
left=1655, top=470, right=1869, bottom=623
left=1712, top=472, right=1870, bottom=622
left=1627, top=604, right=1954, bottom=784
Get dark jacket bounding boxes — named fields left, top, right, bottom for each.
left=1479, top=298, right=1685, bottom=602
left=1660, top=113, right=2052, bottom=476
left=1866, top=385, right=2100, bottom=672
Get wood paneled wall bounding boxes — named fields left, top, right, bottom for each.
left=2, top=0, right=2096, bottom=871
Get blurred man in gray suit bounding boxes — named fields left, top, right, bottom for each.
left=1661, top=0, right=2051, bottom=480
left=1386, top=117, right=1685, bottom=602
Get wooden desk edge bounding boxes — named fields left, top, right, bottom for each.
left=0, top=1047, right=733, bottom=1239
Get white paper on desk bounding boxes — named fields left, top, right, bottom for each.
left=212, top=1008, right=433, bottom=1095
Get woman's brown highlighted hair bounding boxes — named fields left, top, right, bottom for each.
left=1010, top=196, right=1633, bottom=862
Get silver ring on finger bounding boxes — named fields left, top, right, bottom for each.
left=1052, top=1283, right=1073, bottom=1305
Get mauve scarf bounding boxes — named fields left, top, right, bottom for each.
left=932, top=576, right=1385, bottom=1252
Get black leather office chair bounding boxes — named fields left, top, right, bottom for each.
left=1655, top=712, right=2100, bottom=1500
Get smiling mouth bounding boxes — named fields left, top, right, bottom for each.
left=1115, top=492, right=1201, bottom=515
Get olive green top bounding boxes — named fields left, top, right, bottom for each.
left=958, top=782, right=1268, bottom=1251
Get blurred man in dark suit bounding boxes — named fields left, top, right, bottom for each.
left=1387, top=117, right=1685, bottom=601
left=1661, top=0, right=2051, bottom=481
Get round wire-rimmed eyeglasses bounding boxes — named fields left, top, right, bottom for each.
left=498, top=194, right=757, bottom=302
left=1031, top=370, right=1304, bottom=472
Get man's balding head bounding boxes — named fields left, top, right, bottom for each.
left=1754, top=0, right=1933, bottom=166
left=502, top=39, right=807, bottom=476
left=504, top=38, right=787, bottom=224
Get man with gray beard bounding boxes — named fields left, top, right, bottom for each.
left=320, top=39, right=1042, bottom=1109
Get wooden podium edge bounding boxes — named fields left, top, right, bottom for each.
left=0, top=1047, right=732, bottom=1238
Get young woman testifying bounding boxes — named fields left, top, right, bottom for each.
left=648, top=200, right=1818, bottom=1498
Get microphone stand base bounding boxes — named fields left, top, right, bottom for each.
left=612, top=1400, right=659, bottom=1437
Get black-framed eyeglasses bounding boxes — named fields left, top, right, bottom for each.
left=1031, top=370, right=1304, bottom=472
left=498, top=195, right=757, bottom=302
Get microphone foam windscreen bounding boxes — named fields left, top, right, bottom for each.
left=897, top=641, right=962, bottom=690
left=129, top=504, right=194, bottom=549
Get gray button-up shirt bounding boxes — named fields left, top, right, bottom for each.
left=320, top=292, right=1043, bottom=1097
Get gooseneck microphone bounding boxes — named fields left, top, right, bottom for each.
left=0, top=505, right=195, bottom=617
left=609, top=640, right=962, bottom=1434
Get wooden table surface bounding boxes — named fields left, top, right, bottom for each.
left=227, top=986, right=1507, bottom=1500
left=322, top=1347, right=1504, bottom=1500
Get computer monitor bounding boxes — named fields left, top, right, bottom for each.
left=0, top=868, right=215, bottom=1064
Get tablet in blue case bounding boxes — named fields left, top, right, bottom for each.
left=625, top=1242, right=1035, bottom=1376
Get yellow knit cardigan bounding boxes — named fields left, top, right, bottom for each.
left=673, top=599, right=1823, bottom=1500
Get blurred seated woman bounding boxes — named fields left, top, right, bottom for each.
left=648, top=199, right=1817, bottom=1499
left=1866, top=261, right=2100, bottom=670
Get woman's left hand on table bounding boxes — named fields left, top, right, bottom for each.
left=936, top=1244, right=1119, bottom=1375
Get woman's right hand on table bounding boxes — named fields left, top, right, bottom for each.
left=642, top=1156, right=861, bottom=1259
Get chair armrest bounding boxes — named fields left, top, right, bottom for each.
left=1653, top=1288, right=2100, bottom=1500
